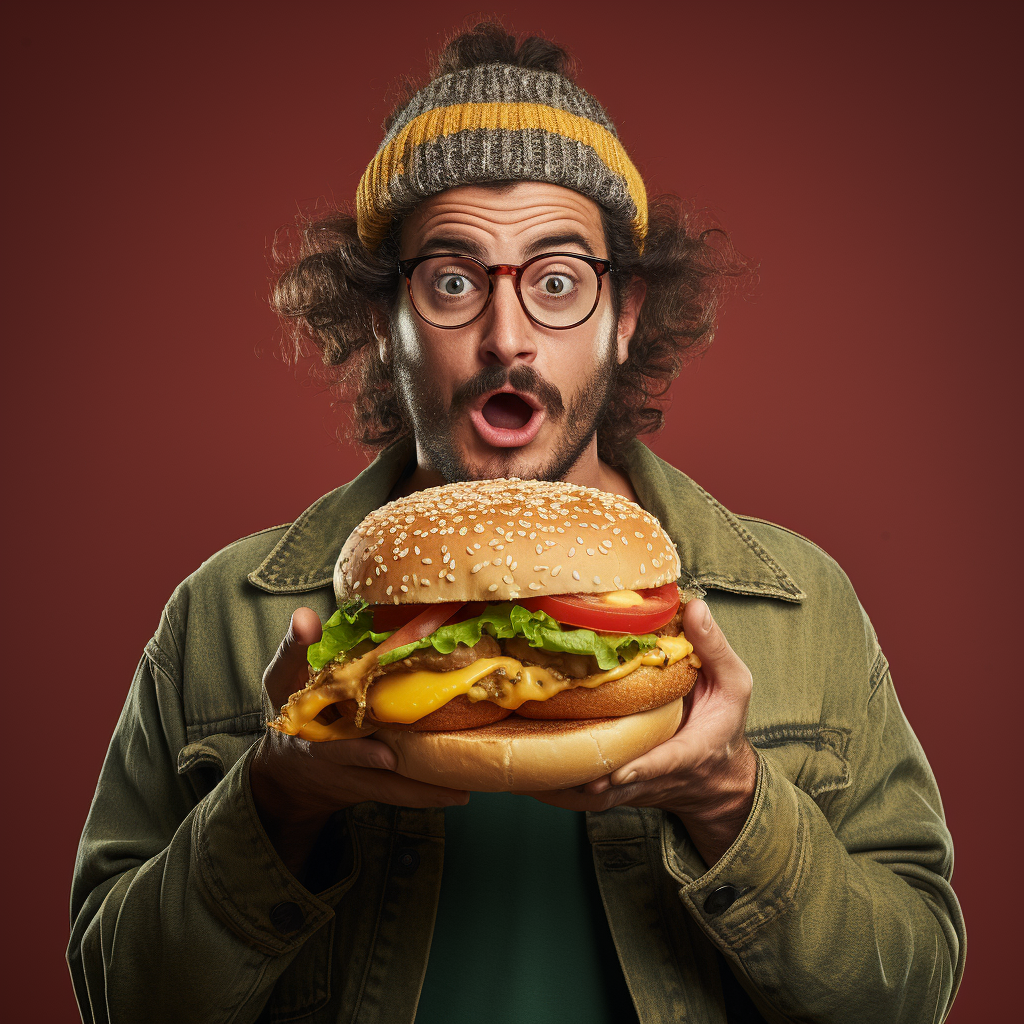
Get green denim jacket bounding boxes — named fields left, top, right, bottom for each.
left=68, top=440, right=965, bottom=1023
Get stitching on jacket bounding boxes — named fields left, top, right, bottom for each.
left=144, top=637, right=184, bottom=700
left=350, top=810, right=399, bottom=1020
left=185, top=714, right=265, bottom=740
left=693, top=487, right=806, bottom=600
left=867, top=647, right=890, bottom=701
left=249, top=492, right=335, bottom=589
left=730, top=793, right=811, bottom=946
left=747, top=724, right=852, bottom=798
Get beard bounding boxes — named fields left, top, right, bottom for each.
left=392, top=336, right=618, bottom=484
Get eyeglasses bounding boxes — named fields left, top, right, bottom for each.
left=397, top=251, right=614, bottom=330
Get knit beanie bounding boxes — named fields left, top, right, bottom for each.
left=355, top=64, right=647, bottom=252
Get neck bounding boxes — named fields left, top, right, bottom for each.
left=392, top=436, right=639, bottom=504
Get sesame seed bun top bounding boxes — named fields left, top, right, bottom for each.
left=333, top=478, right=681, bottom=606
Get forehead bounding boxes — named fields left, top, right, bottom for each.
left=399, top=181, right=606, bottom=260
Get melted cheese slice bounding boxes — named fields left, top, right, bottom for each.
left=599, top=589, right=645, bottom=606
left=366, top=635, right=695, bottom=724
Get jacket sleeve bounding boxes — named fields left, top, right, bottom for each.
left=667, top=647, right=966, bottom=1023
left=67, top=621, right=355, bottom=1024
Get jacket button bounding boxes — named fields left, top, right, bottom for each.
left=270, top=901, right=305, bottom=933
left=703, top=885, right=745, bottom=915
left=395, top=848, right=420, bottom=874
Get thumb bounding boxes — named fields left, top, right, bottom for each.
left=263, top=607, right=323, bottom=706
left=682, top=599, right=750, bottom=690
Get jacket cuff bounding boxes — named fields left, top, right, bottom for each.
left=191, top=745, right=350, bottom=955
left=674, top=750, right=807, bottom=948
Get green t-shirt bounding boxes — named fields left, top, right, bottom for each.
left=414, top=793, right=640, bottom=1024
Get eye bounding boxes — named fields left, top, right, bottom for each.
left=433, top=271, right=479, bottom=297
left=539, top=273, right=576, bottom=296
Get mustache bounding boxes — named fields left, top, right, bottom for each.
left=450, top=365, right=564, bottom=418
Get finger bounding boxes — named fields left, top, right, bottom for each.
left=682, top=599, right=751, bottom=690
left=608, top=731, right=695, bottom=787
left=316, top=736, right=399, bottom=772
left=327, top=765, right=471, bottom=808
left=263, top=608, right=323, bottom=704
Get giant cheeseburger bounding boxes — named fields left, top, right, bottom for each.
left=269, top=479, right=700, bottom=791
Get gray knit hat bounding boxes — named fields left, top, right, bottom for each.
left=355, top=64, right=648, bottom=251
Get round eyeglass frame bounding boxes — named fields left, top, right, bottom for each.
left=397, top=251, right=614, bottom=331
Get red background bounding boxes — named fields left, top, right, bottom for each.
left=5, top=2, right=1020, bottom=1020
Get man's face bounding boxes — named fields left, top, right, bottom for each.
left=387, top=182, right=636, bottom=482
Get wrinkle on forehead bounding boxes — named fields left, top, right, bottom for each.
left=401, top=182, right=606, bottom=262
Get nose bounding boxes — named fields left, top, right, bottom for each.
left=477, top=270, right=537, bottom=366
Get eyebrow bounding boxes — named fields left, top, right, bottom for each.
left=416, top=230, right=599, bottom=262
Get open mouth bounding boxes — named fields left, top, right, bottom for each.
left=469, top=389, right=546, bottom=448
left=481, top=392, right=534, bottom=430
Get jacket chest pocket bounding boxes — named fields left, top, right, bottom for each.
left=749, top=724, right=852, bottom=811
left=176, top=730, right=261, bottom=798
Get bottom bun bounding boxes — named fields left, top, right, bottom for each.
left=377, top=697, right=684, bottom=792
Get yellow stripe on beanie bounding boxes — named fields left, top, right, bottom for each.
left=356, top=102, right=648, bottom=252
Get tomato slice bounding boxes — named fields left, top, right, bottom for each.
left=371, top=604, right=425, bottom=632
left=519, top=581, right=681, bottom=633
left=372, top=601, right=485, bottom=633
left=374, top=603, right=464, bottom=658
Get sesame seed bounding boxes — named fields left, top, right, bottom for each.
left=640, top=563, right=646, bottom=574
left=488, top=583, right=499, bottom=592
left=613, top=577, right=621, bottom=588
left=386, top=585, right=393, bottom=595
left=506, top=554, right=513, bottom=566
left=535, top=544, right=543, bottom=555
left=459, top=527, right=468, bottom=536
left=365, top=578, right=372, bottom=586
left=474, top=524, right=484, bottom=533
left=421, top=578, right=430, bottom=586
left=586, top=548, right=595, bottom=556
left=568, top=547, right=576, bottom=557
left=493, top=557, right=502, bottom=566
left=533, top=565, right=548, bottom=572
left=400, top=585, right=408, bottom=593
left=353, top=580, right=361, bottom=589
left=551, top=565, right=561, bottom=577
left=421, top=557, right=432, bottom=565
left=414, top=545, right=421, bottom=555
left=471, top=563, right=482, bottom=573
left=621, top=536, right=628, bottom=545
left=572, top=570, right=581, bottom=581
left=502, top=574, right=514, bottom=585
left=446, top=573, right=456, bottom=582
left=593, top=576, right=601, bottom=585
left=528, top=582, right=542, bottom=591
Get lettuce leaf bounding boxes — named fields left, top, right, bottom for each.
left=379, top=602, right=658, bottom=670
left=307, top=599, right=394, bottom=671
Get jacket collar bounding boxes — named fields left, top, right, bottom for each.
left=248, top=437, right=804, bottom=602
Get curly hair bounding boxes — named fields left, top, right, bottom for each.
left=271, top=23, right=754, bottom=467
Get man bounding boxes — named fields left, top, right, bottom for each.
left=68, top=24, right=965, bottom=1024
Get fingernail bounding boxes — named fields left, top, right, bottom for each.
left=618, top=770, right=638, bottom=786
left=701, top=602, right=712, bottom=632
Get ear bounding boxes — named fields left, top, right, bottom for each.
left=371, top=308, right=389, bottom=363
left=615, top=277, right=646, bottom=364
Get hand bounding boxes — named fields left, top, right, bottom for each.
left=515, top=599, right=758, bottom=866
left=249, top=607, right=469, bottom=876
